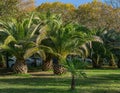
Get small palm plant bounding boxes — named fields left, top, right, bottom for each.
left=0, top=13, right=48, bottom=74
left=64, top=57, right=87, bottom=90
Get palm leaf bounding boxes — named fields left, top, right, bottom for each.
left=37, top=50, right=46, bottom=60
left=79, top=44, right=89, bottom=57
left=0, top=45, right=10, bottom=50
left=36, top=29, right=46, bottom=45
left=4, top=35, right=16, bottom=45
left=28, top=12, right=34, bottom=29
left=30, top=23, right=41, bottom=38
left=39, top=45, right=53, bottom=54
left=24, top=47, right=39, bottom=59
left=93, top=36, right=103, bottom=43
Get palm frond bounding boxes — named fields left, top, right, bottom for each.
left=24, top=47, right=39, bottom=59
left=30, top=23, right=41, bottom=38
left=4, top=35, right=16, bottom=45
left=28, top=12, right=34, bottom=29
left=37, top=50, right=46, bottom=60
left=93, top=36, right=103, bottom=43
left=0, top=45, right=10, bottom=50
left=36, top=29, right=47, bottom=45
left=39, top=45, right=53, bottom=54
left=79, top=44, right=89, bottom=57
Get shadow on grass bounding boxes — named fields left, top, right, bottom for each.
left=96, top=74, right=120, bottom=80
left=0, top=88, right=71, bottom=93
left=1, top=73, right=120, bottom=93
left=1, top=73, right=120, bottom=86
left=0, top=88, right=120, bottom=93
left=0, top=77, right=71, bottom=86
left=0, top=75, right=119, bottom=86
left=31, top=73, right=54, bottom=77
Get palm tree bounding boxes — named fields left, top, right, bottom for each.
left=103, top=30, right=120, bottom=67
left=88, top=28, right=120, bottom=68
left=87, top=28, right=111, bottom=68
left=0, top=13, right=47, bottom=74
left=42, top=13, right=99, bottom=74
left=27, top=12, right=53, bottom=71
left=41, top=52, right=52, bottom=71
left=66, top=58, right=87, bottom=90
left=46, top=21, right=76, bottom=74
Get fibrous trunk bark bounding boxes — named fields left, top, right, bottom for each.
left=53, top=63, right=66, bottom=75
left=13, top=59, right=28, bottom=74
left=42, top=59, right=52, bottom=71
left=52, top=57, right=66, bottom=75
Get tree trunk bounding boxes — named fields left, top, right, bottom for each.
left=52, top=57, right=66, bottom=75
left=42, top=59, right=52, bottom=71
left=71, top=74, right=75, bottom=90
left=53, top=63, right=66, bottom=75
left=117, top=59, right=120, bottom=68
left=13, top=59, right=28, bottom=74
left=0, top=62, right=5, bottom=68
left=0, top=55, right=6, bottom=68
left=109, top=60, right=116, bottom=66
left=6, top=52, right=9, bottom=68
left=92, top=60, right=102, bottom=68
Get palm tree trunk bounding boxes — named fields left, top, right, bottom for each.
left=42, top=59, right=52, bottom=71
left=92, top=62, right=102, bottom=68
left=71, top=74, right=75, bottom=90
left=92, top=59, right=101, bottom=68
left=5, top=52, right=9, bottom=68
left=109, top=60, right=116, bottom=66
left=52, top=57, right=66, bottom=75
left=53, top=63, right=66, bottom=75
left=117, top=59, right=120, bottom=68
left=13, top=59, right=28, bottom=74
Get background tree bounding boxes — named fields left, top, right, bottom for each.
left=18, top=0, right=35, bottom=12
left=0, top=0, right=19, bottom=20
left=0, top=0, right=35, bottom=20
left=103, top=30, right=120, bottom=67
left=36, top=2, right=76, bottom=22
left=76, top=0, right=120, bottom=31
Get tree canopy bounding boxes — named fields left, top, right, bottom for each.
left=36, top=2, right=76, bottom=22
left=76, top=0, right=120, bottom=31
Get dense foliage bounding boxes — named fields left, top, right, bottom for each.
left=0, top=0, right=120, bottom=73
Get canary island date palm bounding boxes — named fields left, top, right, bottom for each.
left=45, top=16, right=76, bottom=74
left=86, top=28, right=112, bottom=68
left=0, top=13, right=48, bottom=74
left=103, top=30, right=120, bottom=67
left=91, top=29, right=120, bottom=68
left=38, top=13, right=76, bottom=74
left=42, top=13, right=99, bottom=75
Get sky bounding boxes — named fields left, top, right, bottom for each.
left=35, top=0, right=104, bottom=7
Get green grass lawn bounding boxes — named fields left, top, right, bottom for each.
left=0, top=69, right=120, bottom=93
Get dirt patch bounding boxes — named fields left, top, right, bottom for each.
left=30, top=71, right=55, bottom=78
